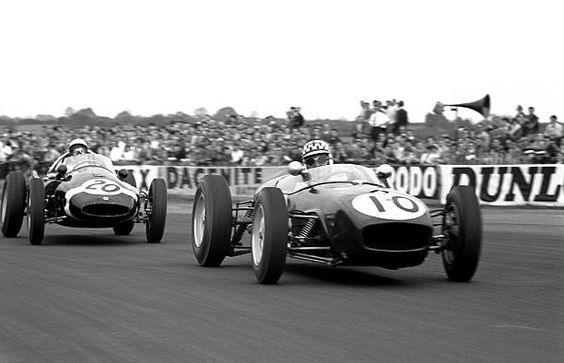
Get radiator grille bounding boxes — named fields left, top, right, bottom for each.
left=363, top=223, right=431, bottom=251
left=82, top=204, right=130, bottom=217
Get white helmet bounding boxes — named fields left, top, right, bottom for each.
left=69, top=138, right=88, bottom=154
left=302, top=139, right=333, bottom=169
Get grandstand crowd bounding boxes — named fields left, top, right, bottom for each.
left=0, top=102, right=562, bottom=170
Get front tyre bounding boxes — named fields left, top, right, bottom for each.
left=1, top=171, right=26, bottom=237
left=441, top=185, right=482, bottom=282
left=28, top=178, right=45, bottom=245
left=145, top=178, right=167, bottom=243
left=192, top=175, right=232, bottom=267
left=252, top=187, right=288, bottom=284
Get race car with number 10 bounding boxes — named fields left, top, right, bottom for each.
left=191, top=162, right=482, bottom=284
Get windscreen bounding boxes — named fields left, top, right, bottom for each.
left=275, top=164, right=380, bottom=193
left=63, top=154, right=114, bottom=173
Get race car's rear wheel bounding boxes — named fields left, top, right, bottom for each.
left=1, top=171, right=26, bottom=237
left=28, top=178, right=45, bottom=245
left=441, top=185, right=482, bottom=282
left=145, top=178, right=167, bottom=243
left=113, top=172, right=136, bottom=236
left=192, top=175, right=232, bottom=267
left=252, top=187, right=288, bottom=284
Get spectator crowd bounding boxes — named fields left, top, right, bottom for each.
left=0, top=103, right=562, bottom=171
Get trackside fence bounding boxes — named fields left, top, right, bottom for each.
left=1, top=162, right=563, bottom=207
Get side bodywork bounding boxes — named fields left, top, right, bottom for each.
left=254, top=165, right=433, bottom=269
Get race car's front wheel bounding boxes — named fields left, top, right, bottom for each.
left=252, top=187, right=288, bottom=284
left=145, top=178, right=167, bottom=243
left=192, top=175, right=232, bottom=267
left=441, top=185, right=482, bottom=282
left=28, top=177, right=45, bottom=245
left=1, top=171, right=26, bottom=237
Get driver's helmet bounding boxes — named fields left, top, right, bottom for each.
left=68, top=138, right=88, bottom=155
left=302, top=139, right=333, bottom=169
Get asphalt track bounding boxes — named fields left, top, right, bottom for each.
left=1, top=204, right=562, bottom=362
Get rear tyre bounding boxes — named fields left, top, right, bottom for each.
left=28, top=178, right=45, bottom=245
left=192, top=175, right=232, bottom=267
left=252, top=187, right=288, bottom=284
left=113, top=172, right=136, bottom=236
left=1, top=171, right=26, bottom=237
left=441, top=185, right=482, bottom=282
left=145, top=178, right=167, bottom=243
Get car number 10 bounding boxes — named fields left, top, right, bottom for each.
left=352, top=192, right=426, bottom=220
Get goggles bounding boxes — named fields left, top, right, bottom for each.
left=70, top=146, right=87, bottom=154
left=304, top=154, right=329, bottom=167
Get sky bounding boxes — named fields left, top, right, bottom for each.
left=0, top=0, right=562, bottom=123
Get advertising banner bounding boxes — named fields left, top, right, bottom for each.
left=122, top=164, right=441, bottom=200
left=122, top=165, right=287, bottom=197
left=7, top=162, right=556, bottom=207
left=439, top=164, right=564, bottom=206
left=379, top=165, right=439, bottom=200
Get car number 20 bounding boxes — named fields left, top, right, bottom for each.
left=83, top=179, right=122, bottom=195
left=352, top=191, right=427, bottom=220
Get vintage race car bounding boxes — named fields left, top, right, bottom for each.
left=1, top=153, right=167, bottom=245
left=191, top=162, right=482, bottom=284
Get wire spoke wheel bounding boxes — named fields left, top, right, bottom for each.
left=442, top=205, right=459, bottom=265
left=193, top=194, right=206, bottom=248
left=251, top=205, right=265, bottom=265
left=441, top=186, right=482, bottom=282
left=191, top=175, right=232, bottom=267
left=251, top=188, right=288, bottom=284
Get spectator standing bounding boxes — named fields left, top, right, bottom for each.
left=522, top=106, right=540, bottom=136
left=367, top=100, right=390, bottom=142
left=543, top=115, right=562, bottom=145
left=355, top=101, right=372, bottom=137
left=385, top=100, right=397, bottom=131
left=513, top=105, right=526, bottom=121
left=393, top=100, right=409, bottom=135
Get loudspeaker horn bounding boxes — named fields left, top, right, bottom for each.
left=447, top=94, right=490, bottom=118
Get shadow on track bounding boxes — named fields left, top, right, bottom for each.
left=283, top=263, right=413, bottom=287
left=41, top=234, right=145, bottom=246
left=214, top=259, right=413, bottom=287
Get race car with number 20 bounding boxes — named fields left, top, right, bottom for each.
left=1, top=153, right=167, bottom=245
left=191, top=162, right=482, bottom=284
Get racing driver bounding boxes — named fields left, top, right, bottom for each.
left=68, top=138, right=89, bottom=156
left=302, top=139, right=333, bottom=169
left=46, top=138, right=91, bottom=176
